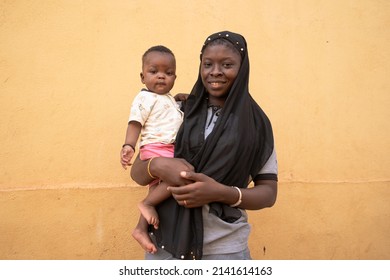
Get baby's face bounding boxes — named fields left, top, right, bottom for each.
left=141, top=51, right=176, bottom=95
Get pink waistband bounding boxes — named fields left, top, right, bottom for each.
left=139, top=143, right=175, bottom=160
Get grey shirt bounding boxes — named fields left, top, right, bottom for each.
left=202, top=106, right=278, bottom=256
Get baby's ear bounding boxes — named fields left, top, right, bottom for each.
left=140, top=72, right=144, bottom=83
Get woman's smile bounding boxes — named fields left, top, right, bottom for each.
left=209, top=81, right=226, bottom=88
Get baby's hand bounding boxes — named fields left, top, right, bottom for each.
left=120, top=145, right=135, bottom=169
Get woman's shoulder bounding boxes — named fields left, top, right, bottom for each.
left=257, top=148, right=278, bottom=175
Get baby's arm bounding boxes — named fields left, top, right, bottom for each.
left=120, top=121, right=142, bottom=169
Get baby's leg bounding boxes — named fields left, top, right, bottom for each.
left=138, top=181, right=171, bottom=229
left=132, top=215, right=157, bottom=254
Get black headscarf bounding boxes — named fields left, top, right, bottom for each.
left=153, top=31, right=274, bottom=260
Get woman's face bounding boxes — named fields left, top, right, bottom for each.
left=200, top=44, right=241, bottom=103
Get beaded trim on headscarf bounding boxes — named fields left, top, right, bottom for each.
left=200, top=31, right=246, bottom=58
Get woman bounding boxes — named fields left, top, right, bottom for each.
left=130, top=31, right=278, bottom=260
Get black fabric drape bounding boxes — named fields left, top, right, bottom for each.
left=152, top=31, right=274, bottom=260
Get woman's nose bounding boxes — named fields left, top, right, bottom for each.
left=210, top=65, right=222, bottom=76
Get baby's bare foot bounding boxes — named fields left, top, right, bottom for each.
left=138, top=202, right=159, bottom=229
left=132, top=227, right=157, bottom=254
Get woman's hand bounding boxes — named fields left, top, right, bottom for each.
left=167, top=171, right=226, bottom=208
left=168, top=171, right=278, bottom=210
left=173, top=93, right=189, bottom=102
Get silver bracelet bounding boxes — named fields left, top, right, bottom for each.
left=230, top=186, right=242, bottom=207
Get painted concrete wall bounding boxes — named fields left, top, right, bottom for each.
left=0, top=0, right=389, bottom=259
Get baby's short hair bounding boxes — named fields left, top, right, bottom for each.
left=142, top=45, right=175, bottom=64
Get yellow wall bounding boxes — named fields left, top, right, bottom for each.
left=0, top=0, right=389, bottom=259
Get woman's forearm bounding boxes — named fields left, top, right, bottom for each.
left=168, top=172, right=277, bottom=210
left=237, top=180, right=277, bottom=210
left=130, top=156, right=195, bottom=186
left=214, top=180, right=277, bottom=210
